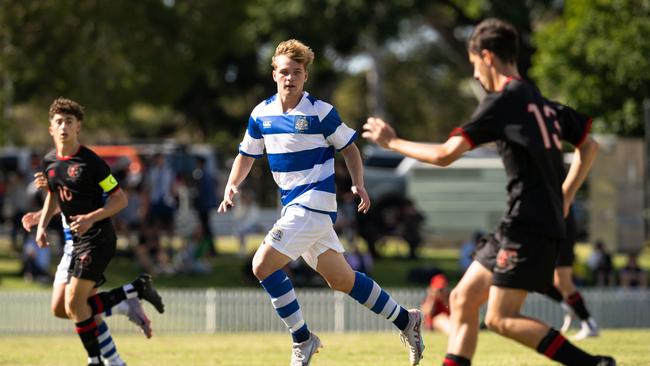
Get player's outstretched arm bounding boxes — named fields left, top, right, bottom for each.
left=340, top=143, right=370, bottom=214
left=562, top=135, right=599, bottom=217
left=70, top=188, right=128, bottom=235
left=218, top=154, right=255, bottom=213
left=362, top=117, right=471, bottom=167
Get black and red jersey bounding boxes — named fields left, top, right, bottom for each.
left=454, top=78, right=591, bottom=239
left=42, top=145, right=119, bottom=229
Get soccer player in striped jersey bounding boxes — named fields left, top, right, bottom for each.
left=363, top=18, right=614, bottom=366
left=218, top=39, right=425, bottom=366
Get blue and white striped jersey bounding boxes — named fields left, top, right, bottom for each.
left=239, top=92, right=357, bottom=222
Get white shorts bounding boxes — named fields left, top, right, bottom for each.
left=264, top=205, right=344, bottom=270
left=53, top=240, right=73, bottom=286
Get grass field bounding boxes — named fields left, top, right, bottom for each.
left=0, top=330, right=648, bottom=366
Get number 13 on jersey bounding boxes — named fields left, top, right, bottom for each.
left=528, top=103, right=562, bottom=150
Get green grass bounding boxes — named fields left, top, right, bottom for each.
left=0, top=330, right=647, bottom=365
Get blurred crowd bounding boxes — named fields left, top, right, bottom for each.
left=0, top=151, right=228, bottom=283
left=0, top=151, right=647, bottom=290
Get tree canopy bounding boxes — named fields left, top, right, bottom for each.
left=1, top=0, right=642, bottom=150
left=532, top=0, right=650, bottom=136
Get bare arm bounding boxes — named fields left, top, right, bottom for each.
left=340, top=143, right=370, bottom=213
left=362, top=117, right=471, bottom=167
left=35, top=191, right=60, bottom=247
left=562, top=136, right=599, bottom=217
left=69, top=188, right=128, bottom=235
left=218, top=154, right=256, bottom=213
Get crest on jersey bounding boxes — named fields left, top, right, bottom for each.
left=48, top=169, right=56, bottom=178
left=79, top=253, right=92, bottom=267
left=294, top=116, right=309, bottom=133
left=270, top=227, right=283, bottom=242
left=496, top=248, right=518, bottom=272
left=67, top=164, right=82, bottom=180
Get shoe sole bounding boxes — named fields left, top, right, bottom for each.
left=139, top=274, right=165, bottom=314
left=411, top=310, right=425, bottom=365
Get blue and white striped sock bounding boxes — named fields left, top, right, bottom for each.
left=97, top=321, right=124, bottom=364
left=348, top=271, right=410, bottom=330
left=260, top=270, right=310, bottom=343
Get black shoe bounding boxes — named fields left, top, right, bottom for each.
left=596, top=356, right=616, bottom=366
left=133, top=273, right=165, bottom=314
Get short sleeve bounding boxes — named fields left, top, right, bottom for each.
left=548, top=101, right=592, bottom=147
left=239, top=116, right=265, bottom=158
left=454, top=93, right=508, bottom=148
left=319, top=105, right=357, bottom=151
left=92, top=154, right=119, bottom=194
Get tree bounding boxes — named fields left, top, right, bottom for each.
left=531, top=0, right=650, bottom=136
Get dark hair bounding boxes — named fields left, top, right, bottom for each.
left=467, top=18, right=519, bottom=64
left=49, top=97, right=85, bottom=121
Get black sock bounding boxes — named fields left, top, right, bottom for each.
left=87, top=287, right=128, bottom=316
left=75, top=317, right=101, bottom=364
left=393, top=308, right=410, bottom=331
left=536, top=328, right=599, bottom=365
left=442, top=353, right=471, bottom=366
left=566, top=292, right=591, bottom=320
left=545, top=286, right=564, bottom=303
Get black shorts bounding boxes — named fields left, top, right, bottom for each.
left=474, top=229, right=558, bottom=293
left=68, top=221, right=116, bottom=287
left=556, top=209, right=576, bottom=267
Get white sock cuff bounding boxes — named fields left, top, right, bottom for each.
left=123, top=283, right=138, bottom=299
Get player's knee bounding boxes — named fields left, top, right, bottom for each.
left=64, top=296, right=84, bottom=319
left=51, top=302, right=67, bottom=319
left=450, top=287, right=478, bottom=311
left=324, top=273, right=352, bottom=292
left=484, top=313, right=506, bottom=334
left=251, top=259, right=270, bottom=281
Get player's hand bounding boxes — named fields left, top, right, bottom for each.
left=69, top=214, right=95, bottom=236
left=33, top=172, right=48, bottom=191
left=351, top=185, right=371, bottom=214
left=362, top=117, right=397, bottom=148
left=35, top=227, right=49, bottom=248
left=218, top=184, right=239, bottom=213
left=21, top=211, right=41, bottom=232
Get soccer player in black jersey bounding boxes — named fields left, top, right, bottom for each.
left=35, top=98, right=165, bottom=366
left=363, top=18, right=615, bottom=366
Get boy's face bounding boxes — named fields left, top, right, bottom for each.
left=469, top=50, right=496, bottom=92
left=49, top=113, right=80, bottom=144
left=272, top=55, right=308, bottom=99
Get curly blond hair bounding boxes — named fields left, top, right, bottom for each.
left=272, top=39, right=315, bottom=70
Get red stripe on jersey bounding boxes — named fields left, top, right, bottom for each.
left=575, top=117, right=592, bottom=147
left=450, top=127, right=476, bottom=149
left=544, top=334, right=566, bottom=358
left=56, top=145, right=82, bottom=160
left=499, top=76, right=522, bottom=92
